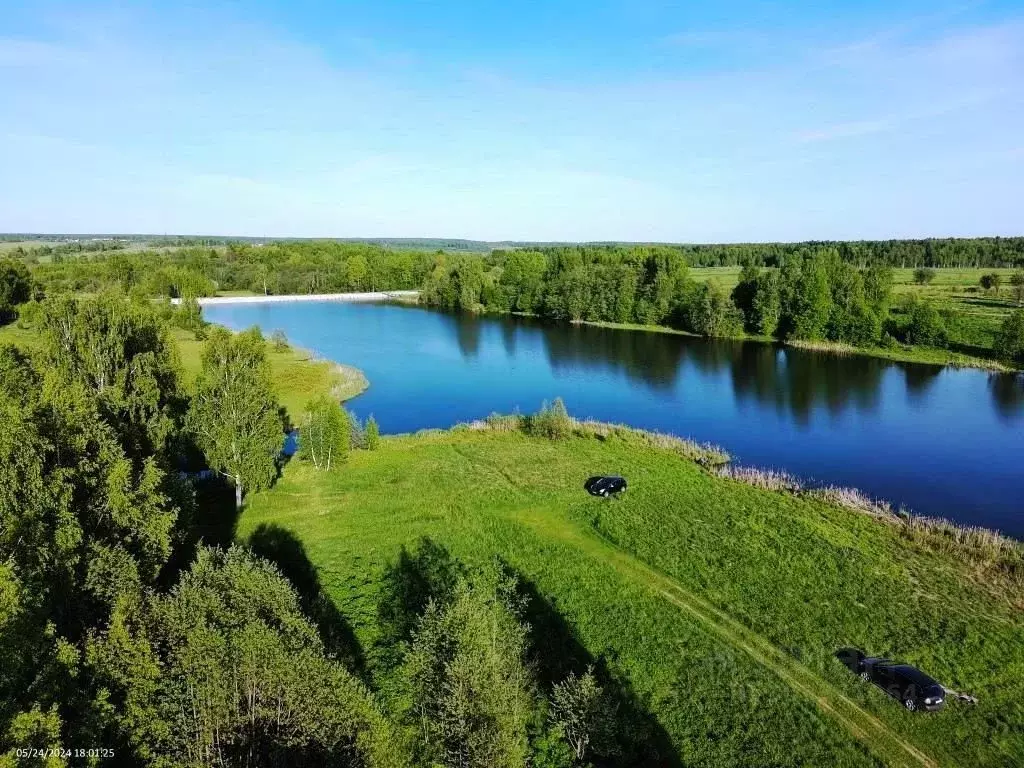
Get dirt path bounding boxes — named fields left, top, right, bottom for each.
left=515, top=507, right=939, bottom=768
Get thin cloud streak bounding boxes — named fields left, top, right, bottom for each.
left=0, top=4, right=1021, bottom=240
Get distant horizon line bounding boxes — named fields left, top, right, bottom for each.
left=3, top=232, right=1024, bottom=247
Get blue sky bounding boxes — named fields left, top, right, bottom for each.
left=1, top=0, right=1022, bottom=241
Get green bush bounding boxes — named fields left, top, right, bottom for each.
left=979, top=272, right=1003, bottom=295
left=365, top=414, right=381, bottom=450
left=994, top=310, right=1024, bottom=366
left=0, top=258, right=33, bottom=323
left=270, top=329, right=289, bottom=351
left=686, top=280, right=743, bottom=338
left=901, top=299, right=947, bottom=347
left=913, top=267, right=936, bottom=285
left=1010, top=271, right=1024, bottom=305
left=174, top=297, right=206, bottom=333
left=526, top=398, right=573, bottom=440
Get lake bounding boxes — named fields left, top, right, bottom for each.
left=204, top=300, right=1024, bottom=537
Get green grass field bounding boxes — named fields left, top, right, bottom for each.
left=171, top=328, right=367, bottom=417
left=237, top=424, right=1023, bottom=767
left=0, top=240, right=63, bottom=253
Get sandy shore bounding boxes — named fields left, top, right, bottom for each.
left=173, top=291, right=420, bottom=307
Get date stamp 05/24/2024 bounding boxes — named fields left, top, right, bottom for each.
left=14, top=748, right=115, bottom=761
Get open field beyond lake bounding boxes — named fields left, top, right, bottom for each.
left=691, top=266, right=1022, bottom=330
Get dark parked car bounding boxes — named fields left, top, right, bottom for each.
left=584, top=475, right=627, bottom=498
left=835, top=648, right=945, bottom=712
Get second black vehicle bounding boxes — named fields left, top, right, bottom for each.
left=836, top=648, right=946, bottom=712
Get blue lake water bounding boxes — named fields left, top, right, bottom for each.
left=204, top=301, right=1024, bottom=536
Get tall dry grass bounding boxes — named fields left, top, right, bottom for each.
left=713, top=464, right=801, bottom=492
left=464, top=409, right=730, bottom=466
left=715, top=465, right=1024, bottom=586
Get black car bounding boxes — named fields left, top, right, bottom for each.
left=584, top=475, right=627, bottom=498
left=835, top=648, right=946, bottom=712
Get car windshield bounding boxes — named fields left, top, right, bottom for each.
left=893, top=665, right=938, bottom=687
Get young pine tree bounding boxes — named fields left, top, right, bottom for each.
left=365, top=414, right=381, bottom=450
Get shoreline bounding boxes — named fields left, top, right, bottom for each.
left=526, top=314, right=1015, bottom=373
left=165, top=314, right=1022, bottom=543
left=326, top=361, right=369, bottom=402
left=180, top=290, right=420, bottom=307
left=577, top=318, right=1014, bottom=372
left=194, top=291, right=1012, bottom=373
left=453, top=413, right=1024, bottom=550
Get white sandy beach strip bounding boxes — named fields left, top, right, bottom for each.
left=174, top=291, right=420, bottom=306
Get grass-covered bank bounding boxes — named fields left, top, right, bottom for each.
left=781, top=338, right=1013, bottom=371
left=238, top=418, right=1024, bottom=767
left=440, top=295, right=1017, bottom=372
left=577, top=318, right=1014, bottom=371
left=495, top=304, right=1012, bottom=372
left=172, top=328, right=367, bottom=416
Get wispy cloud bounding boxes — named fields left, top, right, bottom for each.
left=0, top=4, right=1022, bottom=240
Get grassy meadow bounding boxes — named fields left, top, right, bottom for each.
left=236, top=421, right=1023, bottom=767
left=171, top=328, right=367, bottom=418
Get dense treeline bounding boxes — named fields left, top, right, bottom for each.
left=24, top=242, right=437, bottom=298
left=8, top=235, right=1024, bottom=366
left=507, top=238, right=1024, bottom=269
left=421, top=247, right=1024, bottom=366
left=13, top=236, right=1024, bottom=301
left=1, top=293, right=656, bottom=766
left=10, top=234, right=1024, bottom=268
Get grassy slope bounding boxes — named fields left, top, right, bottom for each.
left=238, top=428, right=1023, bottom=768
left=0, top=324, right=43, bottom=350
left=171, top=328, right=367, bottom=416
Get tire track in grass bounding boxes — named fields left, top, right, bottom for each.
left=515, top=507, right=938, bottom=768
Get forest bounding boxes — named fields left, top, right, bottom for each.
left=3, top=235, right=1024, bottom=366
left=421, top=246, right=1024, bottom=367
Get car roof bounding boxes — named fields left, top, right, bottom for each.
left=889, top=665, right=940, bottom=686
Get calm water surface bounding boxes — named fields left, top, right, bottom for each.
left=204, top=301, right=1024, bottom=536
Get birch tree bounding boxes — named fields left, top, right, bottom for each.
left=298, top=394, right=349, bottom=471
left=188, top=327, right=282, bottom=509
